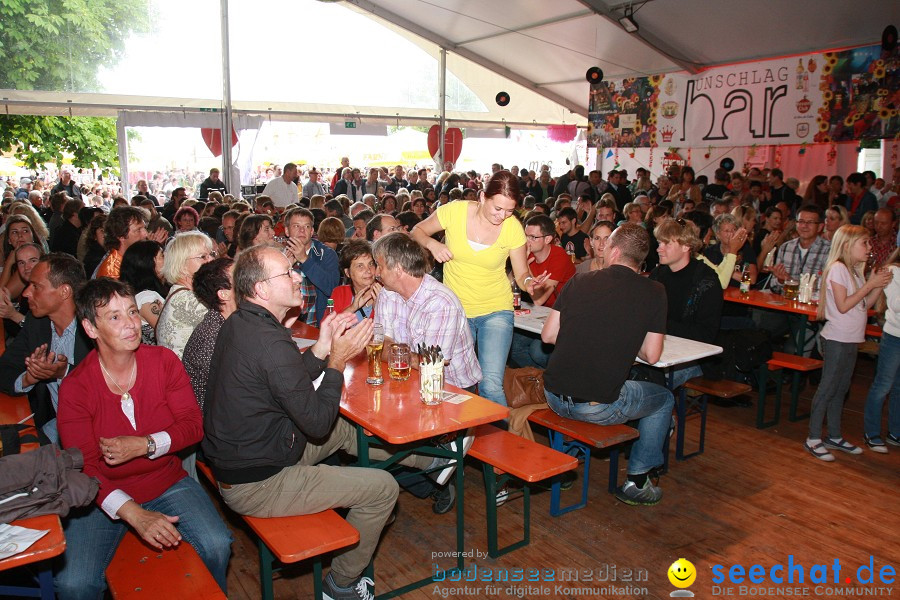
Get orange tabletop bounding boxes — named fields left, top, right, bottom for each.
left=340, top=352, right=508, bottom=444
left=0, top=393, right=32, bottom=425
left=291, top=322, right=509, bottom=441
left=0, top=515, right=66, bottom=573
left=723, top=288, right=818, bottom=317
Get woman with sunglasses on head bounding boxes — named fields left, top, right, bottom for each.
left=156, top=232, right=216, bottom=360
left=412, top=170, right=548, bottom=408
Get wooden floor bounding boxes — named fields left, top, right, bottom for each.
left=212, top=356, right=899, bottom=600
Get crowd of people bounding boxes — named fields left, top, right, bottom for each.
left=0, top=158, right=899, bottom=600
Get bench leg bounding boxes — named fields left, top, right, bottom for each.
left=789, top=371, right=809, bottom=421
left=481, top=464, right=529, bottom=558
left=258, top=539, right=275, bottom=600
left=756, top=368, right=784, bottom=428
left=546, top=430, right=589, bottom=516
left=313, top=557, right=324, bottom=600
left=676, top=388, right=708, bottom=460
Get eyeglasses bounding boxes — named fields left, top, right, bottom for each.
left=261, top=269, right=294, bottom=283
left=675, top=218, right=688, bottom=229
left=525, top=234, right=548, bottom=241
left=796, top=219, right=819, bottom=226
left=189, top=251, right=218, bottom=261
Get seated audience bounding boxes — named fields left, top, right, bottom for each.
left=120, top=240, right=168, bottom=345
left=202, top=244, right=434, bottom=600
left=282, top=207, right=340, bottom=326
left=330, top=240, right=380, bottom=322
left=0, top=253, right=91, bottom=443
left=156, top=232, right=215, bottom=358
left=650, top=219, right=723, bottom=387
left=541, top=223, right=672, bottom=505
left=55, top=277, right=232, bottom=598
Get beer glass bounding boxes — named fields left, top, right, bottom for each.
left=366, top=323, right=385, bottom=385
left=389, top=344, right=411, bottom=381
left=783, top=279, right=799, bottom=301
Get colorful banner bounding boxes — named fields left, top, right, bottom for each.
left=588, top=42, right=899, bottom=149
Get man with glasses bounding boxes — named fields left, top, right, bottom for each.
left=283, top=207, right=339, bottom=325
left=510, top=215, right=575, bottom=369
left=365, top=214, right=402, bottom=242
left=202, top=243, right=434, bottom=600
left=754, top=204, right=830, bottom=355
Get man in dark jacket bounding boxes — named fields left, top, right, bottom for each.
left=198, top=168, right=227, bottom=200
left=649, top=219, right=723, bottom=388
left=50, top=169, right=83, bottom=201
left=0, top=254, right=90, bottom=443
left=202, top=244, right=433, bottom=600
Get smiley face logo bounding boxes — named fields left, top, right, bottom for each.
left=668, top=558, right=696, bottom=588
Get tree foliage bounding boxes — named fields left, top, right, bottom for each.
left=0, top=0, right=148, bottom=170
left=0, top=115, right=120, bottom=171
left=0, top=0, right=149, bottom=91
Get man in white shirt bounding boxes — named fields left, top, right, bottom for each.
left=261, top=162, right=299, bottom=208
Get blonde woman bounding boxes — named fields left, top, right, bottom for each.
left=156, top=232, right=216, bottom=358
left=805, top=225, right=892, bottom=461
left=823, top=204, right=850, bottom=242
left=9, top=202, right=50, bottom=252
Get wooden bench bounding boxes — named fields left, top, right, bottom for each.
left=106, top=531, right=225, bottom=599
left=679, top=377, right=751, bottom=460
left=526, top=409, right=639, bottom=516
left=467, top=424, right=577, bottom=557
left=757, top=351, right=824, bottom=427
left=196, top=461, right=359, bottom=600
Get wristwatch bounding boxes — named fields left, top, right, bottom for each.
left=146, top=435, right=156, bottom=457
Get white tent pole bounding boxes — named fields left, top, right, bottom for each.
left=116, top=112, right=129, bottom=199
left=438, top=47, right=446, bottom=171
left=220, top=0, right=234, bottom=191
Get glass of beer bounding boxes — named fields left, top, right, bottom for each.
left=783, top=279, right=800, bottom=301
left=366, top=323, right=385, bottom=385
left=389, top=343, right=411, bottom=381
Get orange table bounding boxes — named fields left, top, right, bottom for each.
left=0, top=394, right=66, bottom=599
left=292, top=323, right=508, bottom=598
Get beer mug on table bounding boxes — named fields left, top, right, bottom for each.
left=366, top=323, right=385, bottom=385
left=389, top=343, right=411, bottom=381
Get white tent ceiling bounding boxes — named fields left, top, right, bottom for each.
left=2, top=0, right=896, bottom=126
left=348, top=0, right=899, bottom=119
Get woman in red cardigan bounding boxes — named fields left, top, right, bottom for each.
left=330, top=239, right=381, bottom=322
left=55, top=278, right=231, bottom=599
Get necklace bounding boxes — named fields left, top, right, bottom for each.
left=99, top=356, right=136, bottom=404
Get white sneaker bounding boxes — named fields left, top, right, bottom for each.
left=430, top=434, right=475, bottom=486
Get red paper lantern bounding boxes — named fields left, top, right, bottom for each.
left=200, top=127, right=239, bottom=158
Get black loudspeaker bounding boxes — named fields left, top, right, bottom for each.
left=883, top=25, right=897, bottom=53
left=586, top=67, right=604, bottom=83
left=495, top=92, right=510, bottom=106
left=720, top=158, right=735, bottom=171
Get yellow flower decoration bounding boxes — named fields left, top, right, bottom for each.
left=823, top=90, right=833, bottom=102
left=823, top=120, right=833, bottom=131
left=874, top=67, right=886, bottom=79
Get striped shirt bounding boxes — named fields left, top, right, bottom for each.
left=375, top=274, right=482, bottom=389
left=771, top=236, right=830, bottom=293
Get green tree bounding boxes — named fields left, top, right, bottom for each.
left=0, top=115, right=120, bottom=171
left=0, top=0, right=149, bottom=170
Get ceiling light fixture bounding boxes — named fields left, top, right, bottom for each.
left=618, top=7, right=638, bottom=33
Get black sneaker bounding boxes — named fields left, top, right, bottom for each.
left=432, top=481, right=455, bottom=515
left=614, top=479, right=662, bottom=506
left=887, top=433, right=900, bottom=447
left=323, top=573, right=374, bottom=600
left=864, top=435, right=888, bottom=454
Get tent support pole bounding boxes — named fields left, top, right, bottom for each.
left=438, top=47, right=447, bottom=170
left=116, top=113, right=129, bottom=198
left=220, top=0, right=234, bottom=191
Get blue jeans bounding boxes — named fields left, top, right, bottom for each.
left=864, top=332, right=900, bottom=438
left=509, top=331, right=552, bottom=369
left=545, top=382, right=674, bottom=475
left=468, top=310, right=513, bottom=407
left=669, top=364, right=703, bottom=390
left=55, top=476, right=232, bottom=599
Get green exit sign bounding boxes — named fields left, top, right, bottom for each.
left=345, top=121, right=356, bottom=129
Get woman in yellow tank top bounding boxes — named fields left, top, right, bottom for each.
left=411, top=171, right=547, bottom=406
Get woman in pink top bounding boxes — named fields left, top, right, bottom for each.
left=804, top=225, right=892, bottom=461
